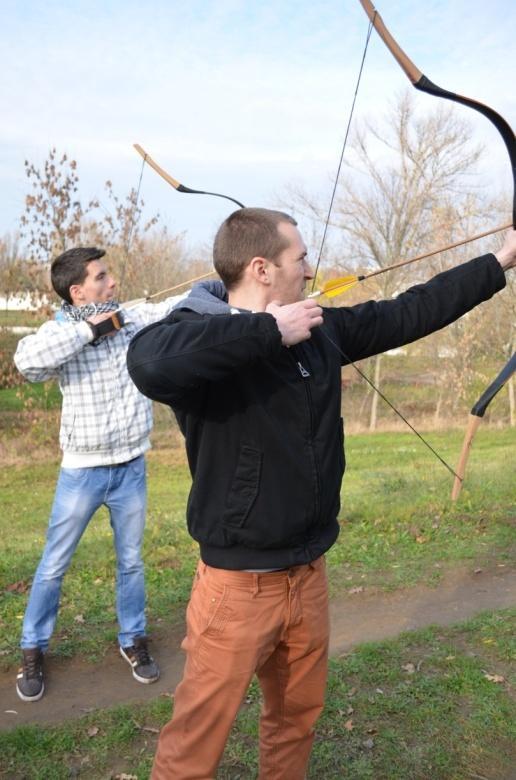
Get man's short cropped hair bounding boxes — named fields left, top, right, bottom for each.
left=213, top=208, right=297, bottom=290
left=51, top=247, right=106, bottom=304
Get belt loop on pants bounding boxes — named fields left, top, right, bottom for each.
left=252, top=573, right=260, bottom=597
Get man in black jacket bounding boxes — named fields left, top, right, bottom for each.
left=127, top=208, right=515, bottom=779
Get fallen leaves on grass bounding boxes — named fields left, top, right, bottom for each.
left=133, top=720, right=160, bottom=734
left=482, top=671, right=505, bottom=684
left=4, top=579, right=30, bottom=594
left=157, top=558, right=182, bottom=570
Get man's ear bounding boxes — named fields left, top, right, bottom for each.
left=69, top=284, right=84, bottom=305
left=248, top=256, right=270, bottom=285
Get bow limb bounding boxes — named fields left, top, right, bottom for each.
left=133, top=144, right=245, bottom=209
left=451, top=353, right=516, bottom=500
left=358, top=0, right=516, bottom=227
left=450, top=415, right=483, bottom=501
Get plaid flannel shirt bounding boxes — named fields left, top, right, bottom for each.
left=14, top=294, right=186, bottom=466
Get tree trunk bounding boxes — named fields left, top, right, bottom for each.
left=368, top=354, right=382, bottom=431
left=433, top=385, right=443, bottom=426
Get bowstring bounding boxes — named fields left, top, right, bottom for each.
left=320, top=328, right=461, bottom=480
left=309, top=10, right=459, bottom=480
left=310, top=13, right=376, bottom=291
left=118, top=153, right=147, bottom=298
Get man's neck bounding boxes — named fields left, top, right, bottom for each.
left=227, top=288, right=268, bottom=313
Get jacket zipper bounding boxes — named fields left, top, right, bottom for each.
left=290, top=347, right=321, bottom=525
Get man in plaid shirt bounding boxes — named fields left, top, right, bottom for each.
left=14, top=246, right=186, bottom=702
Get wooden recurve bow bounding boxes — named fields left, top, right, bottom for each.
left=451, top=354, right=516, bottom=500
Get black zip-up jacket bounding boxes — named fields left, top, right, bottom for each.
left=127, top=254, right=505, bottom=569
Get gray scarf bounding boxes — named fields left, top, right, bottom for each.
left=60, top=300, right=120, bottom=321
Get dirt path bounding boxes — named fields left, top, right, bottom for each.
left=1, top=562, right=515, bottom=731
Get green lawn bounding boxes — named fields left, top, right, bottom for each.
left=1, top=427, right=514, bottom=778
left=327, top=426, right=516, bottom=593
left=0, top=310, right=47, bottom=327
left=1, top=428, right=514, bottom=667
left=0, top=381, right=61, bottom=411
left=1, top=609, right=514, bottom=779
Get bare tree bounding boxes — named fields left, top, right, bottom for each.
left=18, top=149, right=192, bottom=303
left=0, top=234, right=22, bottom=308
left=282, top=92, right=489, bottom=429
left=85, top=181, right=207, bottom=301
left=20, top=149, right=87, bottom=263
left=332, top=94, right=483, bottom=285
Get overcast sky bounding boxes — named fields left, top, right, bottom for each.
left=1, top=0, right=514, bottom=254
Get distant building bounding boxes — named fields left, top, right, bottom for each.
left=0, top=292, right=52, bottom=311
left=385, top=347, right=407, bottom=356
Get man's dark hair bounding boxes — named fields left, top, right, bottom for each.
left=213, top=208, right=297, bottom=290
left=51, top=247, right=106, bottom=304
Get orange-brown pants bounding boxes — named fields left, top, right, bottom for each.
left=151, top=556, right=329, bottom=779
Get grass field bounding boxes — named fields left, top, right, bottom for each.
left=0, top=427, right=514, bottom=778
left=1, top=428, right=514, bottom=667
left=1, top=610, right=514, bottom=779
left=0, top=381, right=61, bottom=412
left=0, top=311, right=46, bottom=327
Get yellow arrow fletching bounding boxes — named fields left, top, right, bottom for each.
left=318, top=275, right=359, bottom=298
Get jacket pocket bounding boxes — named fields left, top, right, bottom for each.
left=223, top=445, right=263, bottom=528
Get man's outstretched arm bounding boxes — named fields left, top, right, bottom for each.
left=326, top=232, right=515, bottom=364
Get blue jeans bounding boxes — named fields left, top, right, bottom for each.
left=21, top=456, right=147, bottom=651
